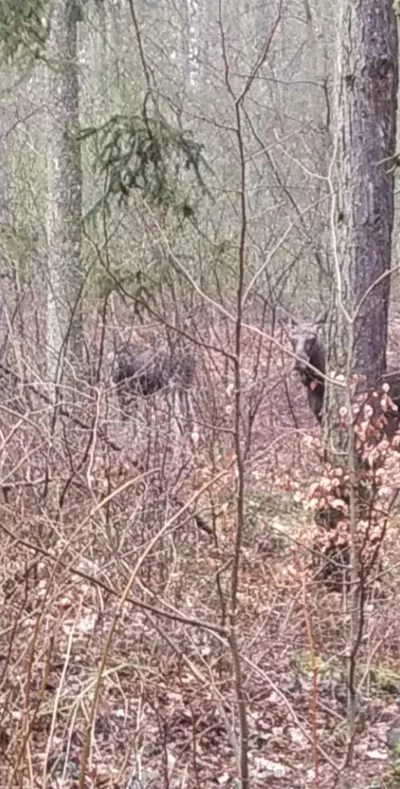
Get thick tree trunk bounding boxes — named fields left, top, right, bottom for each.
left=46, top=0, right=83, bottom=394
left=317, top=0, right=398, bottom=573
left=330, top=0, right=398, bottom=389
left=321, top=0, right=398, bottom=755
left=325, top=0, right=398, bottom=445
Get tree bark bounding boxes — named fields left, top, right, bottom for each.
left=322, top=0, right=398, bottom=760
left=46, top=0, right=83, bottom=394
left=330, top=0, right=398, bottom=392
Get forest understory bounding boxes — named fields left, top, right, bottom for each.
left=1, top=307, right=400, bottom=789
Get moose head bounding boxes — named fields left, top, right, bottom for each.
left=288, top=310, right=400, bottom=434
left=288, top=309, right=327, bottom=423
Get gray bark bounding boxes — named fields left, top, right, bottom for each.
left=332, top=0, right=398, bottom=390
left=46, top=0, right=83, bottom=392
left=320, top=4, right=398, bottom=740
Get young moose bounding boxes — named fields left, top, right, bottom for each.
left=289, top=315, right=326, bottom=423
left=109, top=341, right=196, bottom=426
left=289, top=314, right=400, bottom=432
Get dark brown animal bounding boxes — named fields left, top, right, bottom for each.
left=289, top=316, right=326, bottom=423
left=109, top=341, right=196, bottom=426
left=289, top=316, right=400, bottom=432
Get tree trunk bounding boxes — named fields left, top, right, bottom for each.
left=326, top=0, right=398, bottom=440
left=321, top=0, right=398, bottom=762
left=318, top=0, right=398, bottom=637
left=46, top=0, right=83, bottom=395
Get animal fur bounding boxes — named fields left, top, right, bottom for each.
left=109, top=341, right=196, bottom=423
left=289, top=317, right=400, bottom=434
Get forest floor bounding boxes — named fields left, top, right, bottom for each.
left=0, top=323, right=400, bottom=788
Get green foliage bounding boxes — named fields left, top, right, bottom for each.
left=394, top=0, right=400, bottom=18
left=80, top=108, right=209, bottom=220
left=298, top=651, right=339, bottom=677
left=368, top=666, right=400, bottom=694
left=388, top=760, right=400, bottom=789
left=0, top=0, right=49, bottom=61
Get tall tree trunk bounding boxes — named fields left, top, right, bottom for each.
left=321, top=0, right=398, bottom=763
left=326, top=0, right=398, bottom=439
left=46, top=0, right=83, bottom=395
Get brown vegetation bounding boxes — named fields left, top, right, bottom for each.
left=0, top=297, right=399, bottom=788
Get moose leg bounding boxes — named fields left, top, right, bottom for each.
left=180, top=388, right=194, bottom=431
left=118, top=389, right=129, bottom=423
left=169, top=387, right=184, bottom=437
left=187, top=389, right=195, bottom=427
left=114, top=385, right=143, bottom=441
left=178, top=388, right=197, bottom=448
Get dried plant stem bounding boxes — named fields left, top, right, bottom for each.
left=302, top=570, right=320, bottom=789
left=77, top=464, right=233, bottom=789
